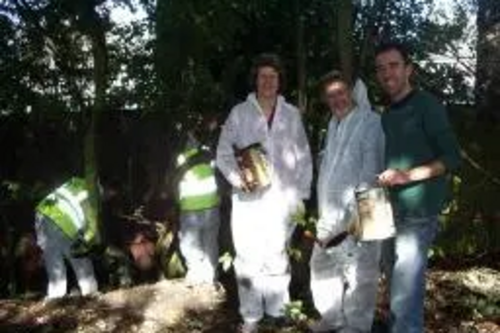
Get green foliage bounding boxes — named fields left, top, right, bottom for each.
left=218, top=251, right=234, bottom=273
left=287, top=246, right=304, bottom=263
left=290, top=203, right=316, bottom=232
left=1, top=180, right=45, bottom=201
left=432, top=112, right=500, bottom=257
left=288, top=203, right=317, bottom=262
left=0, top=0, right=478, bottom=120
left=283, top=300, right=309, bottom=323
left=1, top=1, right=499, bottom=297
left=165, top=252, right=186, bottom=278
left=464, top=293, right=500, bottom=319
left=108, top=19, right=155, bottom=112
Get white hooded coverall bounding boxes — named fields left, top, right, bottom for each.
left=217, top=93, right=312, bottom=324
left=311, top=80, right=385, bottom=332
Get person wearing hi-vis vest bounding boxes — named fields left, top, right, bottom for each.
left=35, top=177, right=99, bottom=300
left=176, top=131, right=220, bottom=285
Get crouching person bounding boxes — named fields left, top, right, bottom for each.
left=309, top=72, right=385, bottom=333
left=35, top=177, right=99, bottom=300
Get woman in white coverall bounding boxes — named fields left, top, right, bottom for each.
left=309, top=72, right=385, bottom=333
left=216, top=54, right=312, bottom=333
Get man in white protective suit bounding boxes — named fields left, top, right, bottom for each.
left=308, top=71, right=385, bottom=333
left=216, top=53, right=313, bottom=333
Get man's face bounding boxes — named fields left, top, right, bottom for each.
left=375, top=49, right=413, bottom=102
left=256, top=66, right=279, bottom=99
left=324, top=80, right=353, bottom=118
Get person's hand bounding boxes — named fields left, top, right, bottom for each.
left=305, top=229, right=332, bottom=248
left=378, top=168, right=411, bottom=187
left=302, top=229, right=324, bottom=247
left=70, top=236, right=91, bottom=258
left=239, top=178, right=254, bottom=193
left=233, top=172, right=252, bottom=192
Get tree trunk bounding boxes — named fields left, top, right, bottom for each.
left=337, top=0, right=354, bottom=83
left=357, top=0, right=387, bottom=76
left=295, top=0, right=307, bottom=112
left=155, top=0, right=183, bottom=119
left=83, top=7, right=108, bottom=244
left=476, top=0, right=500, bottom=121
left=155, top=0, right=170, bottom=114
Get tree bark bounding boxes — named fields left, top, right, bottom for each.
left=357, top=0, right=388, bottom=76
left=337, top=0, right=354, bottom=83
left=155, top=0, right=170, bottom=114
left=295, top=0, right=307, bottom=112
left=476, top=0, right=500, bottom=121
left=155, top=0, right=183, bottom=119
left=81, top=3, right=108, bottom=243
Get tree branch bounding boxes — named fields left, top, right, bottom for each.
left=461, top=148, right=500, bottom=187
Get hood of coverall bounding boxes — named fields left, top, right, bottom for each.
left=352, top=78, right=371, bottom=112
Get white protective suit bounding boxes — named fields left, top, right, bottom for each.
left=217, top=93, right=312, bottom=324
left=310, top=79, right=385, bottom=333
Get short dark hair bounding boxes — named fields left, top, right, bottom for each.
left=319, top=70, right=350, bottom=92
left=249, top=53, right=285, bottom=91
left=375, top=42, right=412, bottom=64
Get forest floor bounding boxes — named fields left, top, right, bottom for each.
left=0, top=262, right=499, bottom=333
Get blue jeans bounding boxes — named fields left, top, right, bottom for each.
left=382, top=215, right=438, bottom=333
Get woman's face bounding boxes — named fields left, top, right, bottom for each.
left=324, top=80, right=353, bottom=119
left=256, top=66, right=279, bottom=99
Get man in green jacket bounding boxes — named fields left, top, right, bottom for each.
left=35, top=177, right=99, bottom=299
left=375, top=42, right=461, bottom=333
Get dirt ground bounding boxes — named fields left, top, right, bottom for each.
left=0, top=267, right=499, bottom=333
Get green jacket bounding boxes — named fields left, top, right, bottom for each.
left=382, top=90, right=461, bottom=218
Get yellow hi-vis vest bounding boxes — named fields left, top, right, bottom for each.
left=36, top=177, right=98, bottom=244
left=177, top=148, right=219, bottom=211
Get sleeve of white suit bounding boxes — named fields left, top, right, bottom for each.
left=294, top=112, right=313, bottom=200
left=216, top=108, right=244, bottom=189
left=360, top=116, right=385, bottom=187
